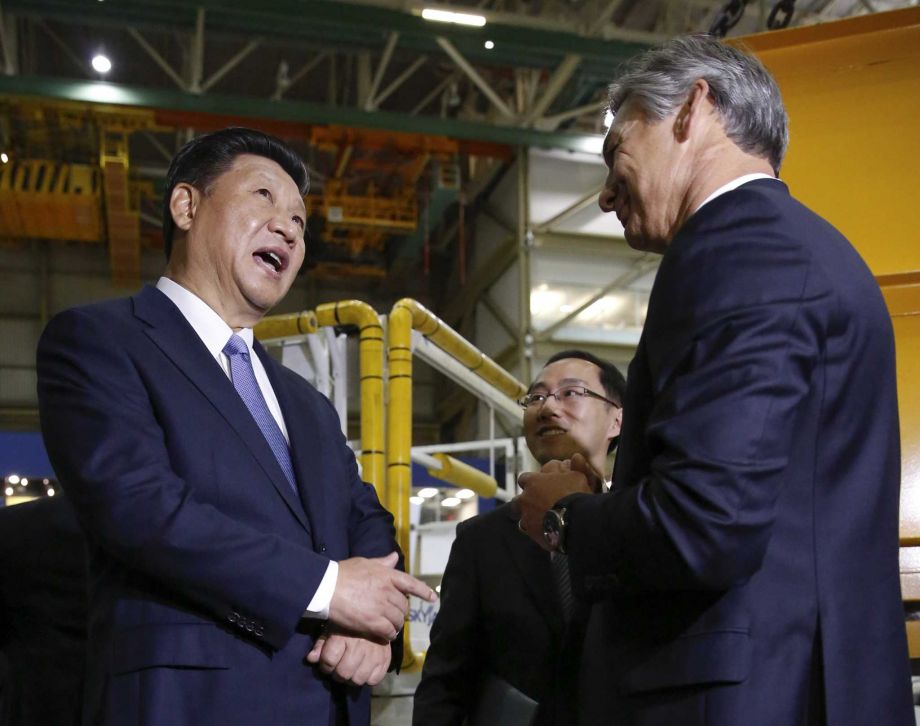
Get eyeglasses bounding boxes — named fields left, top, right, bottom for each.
left=519, top=385, right=620, bottom=410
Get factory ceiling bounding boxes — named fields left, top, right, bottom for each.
left=0, top=0, right=913, bottom=289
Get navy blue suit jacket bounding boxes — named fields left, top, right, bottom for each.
left=564, top=180, right=912, bottom=725
left=36, top=285, right=400, bottom=726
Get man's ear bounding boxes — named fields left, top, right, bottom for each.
left=674, top=78, right=712, bottom=142
left=169, top=183, right=198, bottom=232
left=607, top=405, right=623, bottom=441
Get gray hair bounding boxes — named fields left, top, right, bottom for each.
left=608, top=35, right=788, bottom=174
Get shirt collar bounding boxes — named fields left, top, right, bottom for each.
left=156, top=276, right=254, bottom=358
left=693, top=173, right=776, bottom=215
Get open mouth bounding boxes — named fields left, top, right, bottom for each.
left=538, top=427, right=568, bottom=437
left=253, top=248, right=287, bottom=275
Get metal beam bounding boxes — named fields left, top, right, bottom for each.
left=522, top=53, right=583, bottom=125
left=35, top=19, right=89, bottom=77
left=444, top=236, right=518, bottom=325
left=373, top=54, right=427, bottom=109
left=410, top=71, right=456, bottom=115
left=435, top=37, right=515, bottom=119
left=189, top=7, right=205, bottom=94
left=0, top=8, right=17, bottom=76
left=273, top=51, right=328, bottom=101
left=0, top=74, right=608, bottom=153
left=533, top=256, right=658, bottom=343
left=533, top=187, right=600, bottom=232
left=364, top=31, right=398, bottom=110
left=200, top=36, right=263, bottom=93
left=128, top=27, right=188, bottom=91
left=538, top=100, right=607, bottom=129
left=481, top=292, right=519, bottom=343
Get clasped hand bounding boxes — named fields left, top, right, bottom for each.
left=514, top=453, right=604, bottom=550
left=306, top=628, right=391, bottom=687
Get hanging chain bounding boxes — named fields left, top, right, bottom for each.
left=708, top=0, right=750, bottom=38
left=767, top=0, right=797, bottom=29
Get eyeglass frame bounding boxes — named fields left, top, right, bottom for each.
left=518, top=385, right=621, bottom=411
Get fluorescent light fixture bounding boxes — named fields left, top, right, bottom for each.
left=418, top=487, right=439, bottom=498
left=410, top=495, right=424, bottom=505
left=20, top=478, right=28, bottom=486
left=47, top=488, right=56, bottom=497
left=422, top=8, right=486, bottom=26
left=455, top=488, right=476, bottom=499
left=484, top=40, right=495, bottom=49
left=3, top=487, right=12, bottom=496
left=7, top=474, right=19, bottom=485
left=441, top=497, right=461, bottom=507
left=92, top=54, right=112, bottom=73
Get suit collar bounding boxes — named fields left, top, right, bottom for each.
left=132, top=285, right=312, bottom=535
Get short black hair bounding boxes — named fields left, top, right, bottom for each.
left=162, top=127, right=309, bottom=260
left=543, top=349, right=627, bottom=453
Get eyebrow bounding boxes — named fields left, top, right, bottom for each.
left=528, top=377, right=591, bottom=393
left=602, top=137, right=618, bottom=167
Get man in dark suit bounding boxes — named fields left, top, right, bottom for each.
left=516, top=35, right=913, bottom=725
left=0, top=495, right=87, bottom=726
left=36, top=127, right=436, bottom=726
left=413, top=350, right=625, bottom=726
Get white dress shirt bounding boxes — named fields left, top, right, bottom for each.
left=156, top=276, right=337, bottom=619
left=694, top=173, right=777, bottom=215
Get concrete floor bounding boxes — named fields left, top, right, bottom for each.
left=370, top=670, right=420, bottom=726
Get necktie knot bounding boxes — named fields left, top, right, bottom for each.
left=223, top=334, right=249, bottom=359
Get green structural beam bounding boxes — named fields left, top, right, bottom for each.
left=7, top=0, right=655, bottom=71
left=0, top=75, right=608, bottom=154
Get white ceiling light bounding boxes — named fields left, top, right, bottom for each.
left=92, top=54, right=112, bottom=74
left=484, top=40, right=495, bottom=49
left=417, top=487, right=439, bottom=498
left=410, top=495, right=424, bottom=505
left=421, top=8, right=487, bottom=26
left=455, top=488, right=476, bottom=499
left=441, top=496, right=461, bottom=507
left=7, top=474, right=19, bottom=484
left=0, top=153, right=8, bottom=164
left=4, top=487, right=12, bottom=496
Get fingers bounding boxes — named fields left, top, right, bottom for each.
left=317, top=634, right=348, bottom=676
left=309, top=634, right=391, bottom=686
left=389, top=569, right=437, bottom=602
left=518, top=472, right=534, bottom=490
left=306, top=634, right=327, bottom=664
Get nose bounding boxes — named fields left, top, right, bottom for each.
left=538, top=394, right=563, bottom=417
left=268, top=215, right=299, bottom=245
left=598, top=183, right=618, bottom=213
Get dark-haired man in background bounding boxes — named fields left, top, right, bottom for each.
left=414, top=350, right=625, bottom=726
left=37, top=127, right=436, bottom=726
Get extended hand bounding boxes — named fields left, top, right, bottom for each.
left=306, top=630, right=391, bottom=686
left=329, top=552, right=436, bottom=642
left=515, top=453, right=599, bottom=550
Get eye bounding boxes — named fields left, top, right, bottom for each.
left=560, top=387, right=582, bottom=399
left=292, top=215, right=305, bottom=230
left=257, top=188, right=273, bottom=202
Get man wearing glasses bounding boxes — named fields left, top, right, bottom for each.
left=413, top=350, right=625, bottom=726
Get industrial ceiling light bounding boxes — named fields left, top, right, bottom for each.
left=418, top=487, right=439, bottom=498
left=484, top=40, right=495, bottom=49
left=441, top=497, right=461, bottom=507
left=0, top=153, right=8, bottom=164
left=92, top=54, right=112, bottom=74
left=421, top=8, right=487, bottom=27
left=456, top=488, right=476, bottom=499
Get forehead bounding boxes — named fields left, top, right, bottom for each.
left=219, top=154, right=300, bottom=191
left=532, top=358, right=603, bottom=389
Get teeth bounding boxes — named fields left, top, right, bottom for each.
left=266, top=252, right=281, bottom=269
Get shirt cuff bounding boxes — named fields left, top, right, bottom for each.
left=302, top=560, right=338, bottom=619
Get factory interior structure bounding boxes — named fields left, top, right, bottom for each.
left=0, top=0, right=918, bottom=723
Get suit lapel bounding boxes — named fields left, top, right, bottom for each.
left=256, top=343, right=325, bottom=549
left=498, top=505, right=564, bottom=640
left=132, top=286, right=311, bottom=534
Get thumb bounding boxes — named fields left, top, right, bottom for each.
left=570, top=453, right=603, bottom=492
left=372, top=552, right=399, bottom=569
left=306, top=636, right=326, bottom=663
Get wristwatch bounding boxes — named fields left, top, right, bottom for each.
left=542, top=505, right=568, bottom=554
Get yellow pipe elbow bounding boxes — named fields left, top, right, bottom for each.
left=426, top=454, right=498, bottom=499
left=253, top=310, right=318, bottom=341
left=393, top=298, right=527, bottom=400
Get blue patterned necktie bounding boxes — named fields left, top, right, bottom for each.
left=223, top=334, right=298, bottom=495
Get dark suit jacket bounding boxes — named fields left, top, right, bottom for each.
left=413, top=503, right=585, bottom=726
left=0, top=496, right=87, bottom=726
left=562, top=179, right=913, bottom=725
left=36, top=285, right=401, bottom=726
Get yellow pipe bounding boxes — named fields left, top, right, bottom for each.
left=426, top=453, right=498, bottom=498
left=385, top=301, right=418, bottom=670
left=313, top=301, right=386, bottom=500
left=393, top=297, right=528, bottom=401
left=253, top=310, right=318, bottom=340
